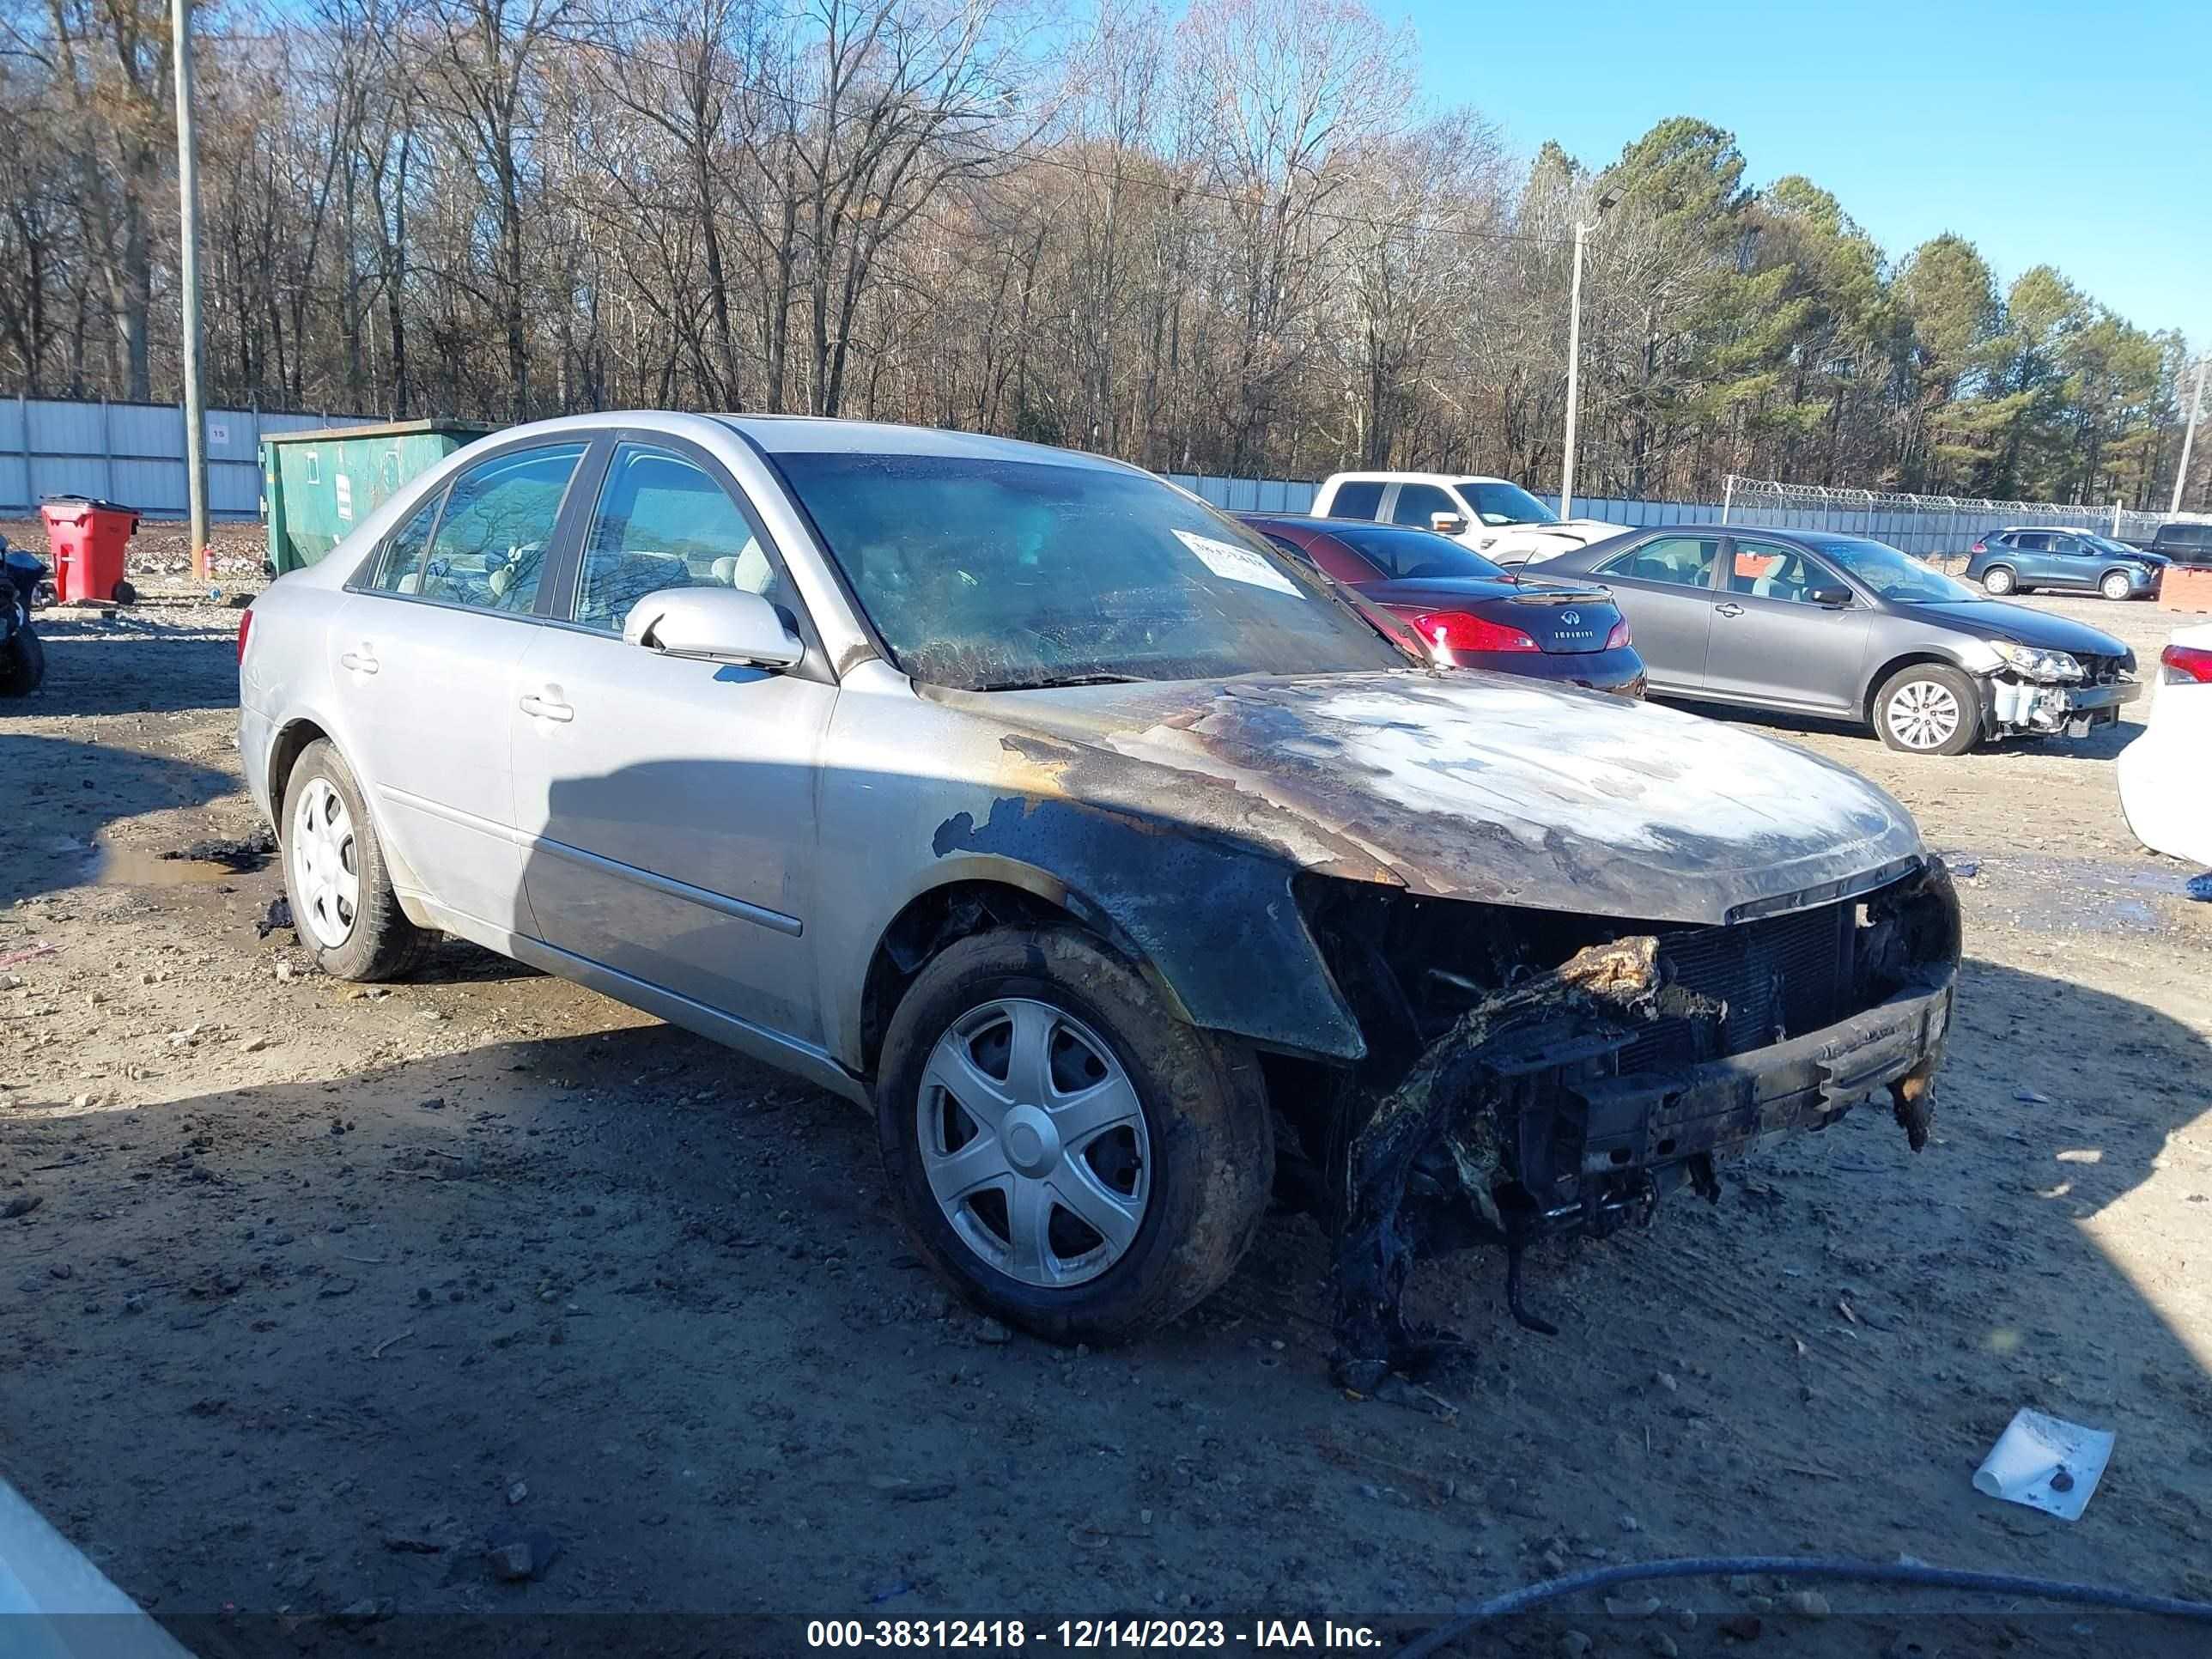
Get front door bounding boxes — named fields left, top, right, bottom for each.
left=331, top=440, right=589, bottom=936
left=1700, top=538, right=1871, bottom=714
left=511, top=438, right=836, bottom=1048
left=2045, top=532, right=2099, bottom=590
left=1588, top=532, right=1727, bottom=693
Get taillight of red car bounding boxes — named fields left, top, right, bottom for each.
left=1411, top=611, right=1538, bottom=653
left=236, top=606, right=252, bottom=665
left=2160, top=642, right=2212, bottom=684
left=1605, top=617, right=1632, bottom=649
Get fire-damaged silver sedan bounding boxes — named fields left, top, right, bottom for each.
left=239, top=414, right=1961, bottom=1389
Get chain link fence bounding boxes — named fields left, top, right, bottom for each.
left=1718, top=476, right=2173, bottom=561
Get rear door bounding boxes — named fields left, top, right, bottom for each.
left=1701, top=538, right=1871, bottom=713
left=1325, top=479, right=1386, bottom=521
left=2010, top=531, right=2055, bottom=585
left=1587, top=533, right=1726, bottom=692
left=331, top=438, right=590, bottom=936
left=510, top=434, right=837, bottom=1048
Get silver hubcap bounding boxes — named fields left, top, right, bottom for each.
left=1985, top=571, right=2011, bottom=592
left=1887, top=679, right=1961, bottom=750
left=290, top=777, right=361, bottom=949
left=917, top=998, right=1150, bottom=1288
left=2103, top=575, right=2129, bottom=599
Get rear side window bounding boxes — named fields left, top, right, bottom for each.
left=1328, top=480, right=1384, bottom=520
left=368, top=492, right=444, bottom=594
left=420, top=443, right=587, bottom=613
left=574, top=443, right=791, bottom=634
left=1599, top=535, right=1721, bottom=589
left=2014, top=532, right=2050, bottom=550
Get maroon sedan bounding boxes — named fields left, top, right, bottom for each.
left=1240, top=514, right=1645, bottom=696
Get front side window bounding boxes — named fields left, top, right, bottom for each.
left=1390, top=483, right=1461, bottom=528
left=1329, top=480, right=1385, bottom=520
left=1729, top=540, right=1843, bottom=603
left=1460, top=480, right=1559, bottom=526
left=1599, top=535, right=1721, bottom=589
left=418, top=443, right=586, bottom=613
left=574, top=444, right=790, bottom=634
left=771, top=452, right=1412, bottom=690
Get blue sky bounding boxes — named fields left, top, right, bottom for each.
left=1406, top=0, right=2211, bottom=349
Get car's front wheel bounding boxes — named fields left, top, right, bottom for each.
left=280, top=738, right=424, bottom=980
left=2099, top=570, right=2135, bottom=601
left=1979, top=566, right=2016, bottom=596
left=876, top=926, right=1272, bottom=1345
left=0, top=627, right=43, bottom=696
left=1875, top=663, right=1981, bottom=756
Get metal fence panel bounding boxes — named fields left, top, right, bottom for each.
left=0, top=395, right=378, bottom=520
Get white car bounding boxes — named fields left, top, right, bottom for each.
left=1310, top=471, right=1627, bottom=567
left=2118, top=622, right=2212, bottom=867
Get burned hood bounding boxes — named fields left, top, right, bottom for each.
left=935, top=671, right=1924, bottom=925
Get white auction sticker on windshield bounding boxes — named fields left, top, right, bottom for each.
left=1174, top=529, right=1304, bottom=598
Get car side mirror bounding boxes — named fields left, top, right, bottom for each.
left=1430, top=512, right=1468, bottom=537
left=622, top=586, right=804, bottom=668
left=1808, top=586, right=1853, bottom=608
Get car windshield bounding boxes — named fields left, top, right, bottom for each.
left=2082, top=532, right=2142, bottom=556
left=1329, top=523, right=1510, bottom=580
left=1805, top=536, right=1978, bottom=603
left=1458, top=480, right=1559, bottom=526
left=773, top=452, right=1414, bottom=689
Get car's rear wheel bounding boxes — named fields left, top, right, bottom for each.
left=1875, top=663, right=1980, bottom=756
left=875, top=927, right=1272, bottom=1345
left=280, top=738, right=424, bottom=980
left=1979, top=566, right=2016, bottom=596
left=2099, top=569, right=2134, bottom=601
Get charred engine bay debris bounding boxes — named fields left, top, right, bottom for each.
left=1288, top=860, right=1962, bottom=1395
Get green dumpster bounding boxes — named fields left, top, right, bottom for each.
left=260, top=419, right=496, bottom=574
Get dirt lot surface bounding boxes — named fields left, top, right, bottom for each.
left=3, top=531, right=2210, bottom=1656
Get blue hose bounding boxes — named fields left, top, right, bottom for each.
left=1400, top=1553, right=2212, bottom=1658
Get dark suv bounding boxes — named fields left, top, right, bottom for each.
left=2148, top=521, right=2212, bottom=566
left=1966, top=527, right=2163, bottom=600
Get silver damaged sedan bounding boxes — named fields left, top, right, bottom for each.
left=240, top=414, right=1962, bottom=1389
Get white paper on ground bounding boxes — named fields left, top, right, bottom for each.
left=1172, top=529, right=1304, bottom=598
left=1972, top=1407, right=2113, bottom=1521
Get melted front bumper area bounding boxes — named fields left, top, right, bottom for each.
left=1310, top=859, right=1962, bottom=1392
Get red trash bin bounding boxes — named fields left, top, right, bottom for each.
left=40, top=495, right=141, bottom=605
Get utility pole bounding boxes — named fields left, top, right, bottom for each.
left=2173, top=354, right=2207, bottom=517
left=1559, top=193, right=1613, bottom=522
left=173, top=0, right=210, bottom=580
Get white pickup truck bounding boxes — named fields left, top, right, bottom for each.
left=1310, top=471, right=1626, bottom=567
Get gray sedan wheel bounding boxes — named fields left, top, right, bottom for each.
left=1979, top=565, right=2015, bottom=596
left=280, top=738, right=424, bottom=980
left=1875, top=664, right=1979, bottom=757
left=876, top=926, right=1272, bottom=1345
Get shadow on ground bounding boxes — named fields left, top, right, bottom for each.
left=1, top=956, right=2206, bottom=1656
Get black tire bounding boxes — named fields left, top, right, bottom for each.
left=876, top=926, right=1273, bottom=1346
left=2098, top=569, right=2134, bottom=602
left=1874, top=662, right=1981, bottom=756
left=278, top=738, right=424, bottom=980
left=112, top=579, right=137, bottom=606
left=1979, top=566, right=2015, bottom=596
left=0, top=628, right=43, bottom=697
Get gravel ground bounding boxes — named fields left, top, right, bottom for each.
left=3, top=532, right=2209, bottom=1657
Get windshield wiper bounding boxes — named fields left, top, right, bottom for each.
left=971, top=672, right=1143, bottom=692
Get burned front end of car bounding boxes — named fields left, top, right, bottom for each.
left=1275, top=856, right=1962, bottom=1391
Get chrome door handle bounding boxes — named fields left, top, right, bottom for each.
left=519, top=691, right=574, bottom=723
left=339, top=649, right=380, bottom=675
left=1714, top=603, right=1745, bottom=618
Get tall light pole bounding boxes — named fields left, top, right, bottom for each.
left=173, top=0, right=210, bottom=580
left=1559, top=193, right=1613, bottom=523
left=2172, top=353, right=2207, bottom=517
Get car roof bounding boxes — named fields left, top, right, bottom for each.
left=1324, top=471, right=1511, bottom=486
left=714, top=414, right=1135, bottom=471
